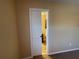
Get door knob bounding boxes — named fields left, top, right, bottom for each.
left=40, top=34, right=43, bottom=37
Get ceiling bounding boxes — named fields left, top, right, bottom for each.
left=34, top=0, right=79, bottom=4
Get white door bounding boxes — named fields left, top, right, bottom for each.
left=29, top=8, right=42, bottom=56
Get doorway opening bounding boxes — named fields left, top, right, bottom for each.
left=29, top=8, right=49, bottom=56
left=41, top=12, right=48, bottom=55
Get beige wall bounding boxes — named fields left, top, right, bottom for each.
left=50, top=5, right=79, bottom=53
left=0, top=0, right=19, bottom=59
left=16, top=0, right=79, bottom=57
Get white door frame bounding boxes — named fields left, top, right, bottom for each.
left=29, top=8, right=49, bottom=57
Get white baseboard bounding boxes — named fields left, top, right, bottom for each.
left=21, top=48, right=79, bottom=59
left=48, top=48, right=79, bottom=55
left=21, top=56, right=33, bottom=59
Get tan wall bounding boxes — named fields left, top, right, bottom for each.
left=16, top=0, right=79, bottom=57
left=0, top=0, right=19, bottom=59
left=50, top=5, right=79, bottom=53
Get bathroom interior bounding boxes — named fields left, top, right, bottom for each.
left=41, top=12, right=48, bottom=55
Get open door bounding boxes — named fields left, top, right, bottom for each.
left=29, top=8, right=42, bottom=56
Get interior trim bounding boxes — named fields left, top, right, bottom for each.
left=21, top=56, right=33, bottom=59
left=48, top=48, right=79, bottom=55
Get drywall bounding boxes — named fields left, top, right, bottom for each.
left=16, top=0, right=31, bottom=57
left=50, top=6, right=79, bottom=53
left=0, top=0, right=19, bottom=59
left=16, top=0, right=79, bottom=57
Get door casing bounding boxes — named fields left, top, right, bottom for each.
left=29, top=8, right=49, bottom=57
